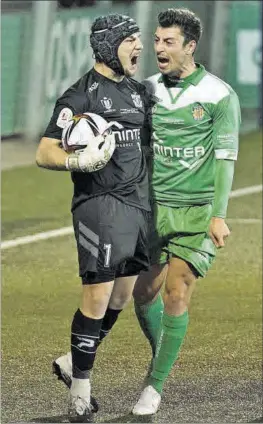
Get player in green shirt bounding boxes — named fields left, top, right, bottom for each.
left=132, top=8, right=241, bottom=415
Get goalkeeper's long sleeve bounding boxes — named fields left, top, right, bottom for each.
left=212, top=159, right=235, bottom=218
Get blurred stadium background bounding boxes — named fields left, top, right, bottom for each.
left=1, top=1, right=262, bottom=423
left=1, top=0, right=262, bottom=141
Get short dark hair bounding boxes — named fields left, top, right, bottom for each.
left=158, top=8, right=203, bottom=46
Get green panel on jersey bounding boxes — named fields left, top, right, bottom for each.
left=148, top=64, right=241, bottom=206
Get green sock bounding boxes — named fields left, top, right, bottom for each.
left=134, top=293, right=164, bottom=357
left=148, top=311, right=189, bottom=394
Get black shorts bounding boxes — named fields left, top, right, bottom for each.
left=72, top=195, right=150, bottom=284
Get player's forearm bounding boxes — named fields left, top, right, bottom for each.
left=212, top=159, right=235, bottom=218
left=36, top=138, right=69, bottom=171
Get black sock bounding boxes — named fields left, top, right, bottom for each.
left=71, top=308, right=103, bottom=378
left=99, top=308, right=122, bottom=344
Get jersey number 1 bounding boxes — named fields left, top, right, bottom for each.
left=103, top=243, right=112, bottom=268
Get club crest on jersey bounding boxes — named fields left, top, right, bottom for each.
left=192, top=104, right=204, bottom=121
left=101, top=97, right=113, bottom=110
left=131, top=93, right=143, bottom=108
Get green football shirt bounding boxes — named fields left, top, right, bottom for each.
left=146, top=64, right=241, bottom=207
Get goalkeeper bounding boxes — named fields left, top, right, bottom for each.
left=36, top=13, right=154, bottom=423
left=132, top=7, right=241, bottom=415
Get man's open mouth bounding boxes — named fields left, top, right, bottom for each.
left=157, top=57, right=169, bottom=64
left=131, top=55, right=139, bottom=65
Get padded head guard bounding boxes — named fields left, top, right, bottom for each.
left=90, top=14, right=140, bottom=74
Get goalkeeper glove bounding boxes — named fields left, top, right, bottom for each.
left=65, top=132, right=115, bottom=172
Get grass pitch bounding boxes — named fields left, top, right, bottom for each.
left=1, top=131, right=262, bottom=423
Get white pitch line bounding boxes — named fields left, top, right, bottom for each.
left=1, top=227, right=73, bottom=250
left=1, top=184, right=262, bottom=251
left=229, top=184, right=262, bottom=198
left=227, top=218, right=262, bottom=224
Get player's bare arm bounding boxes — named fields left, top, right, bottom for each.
left=36, top=137, right=68, bottom=171
left=36, top=135, right=105, bottom=173
left=36, top=129, right=116, bottom=173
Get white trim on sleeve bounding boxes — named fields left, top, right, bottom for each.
left=215, top=149, right=238, bottom=160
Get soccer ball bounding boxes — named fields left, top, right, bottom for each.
left=61, top=112, right=112, bottom=153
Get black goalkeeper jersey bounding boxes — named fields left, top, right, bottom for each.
left=44, top=68, right=153, bottom=212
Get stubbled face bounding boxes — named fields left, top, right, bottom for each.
left=154, top=26, right=195, bottom=77
left=118, top=32, right=143, bottom=77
